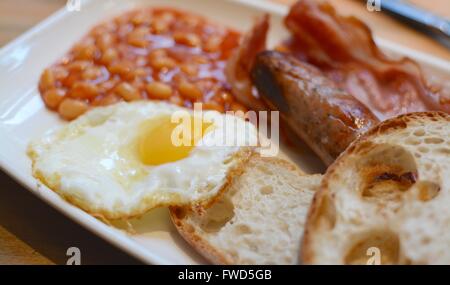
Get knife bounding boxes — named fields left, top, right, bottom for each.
left=368, top=0, right=450, bottom=39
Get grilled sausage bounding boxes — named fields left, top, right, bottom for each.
left=251, top=51, right=379, bottom=165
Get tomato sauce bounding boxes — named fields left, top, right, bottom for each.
left=38, top=8, right=247, bottom=120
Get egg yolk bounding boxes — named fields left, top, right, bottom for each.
left=138, top=115, right=213, bottom=165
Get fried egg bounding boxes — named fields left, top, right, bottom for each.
left=28, top=101, right=257, bottom=219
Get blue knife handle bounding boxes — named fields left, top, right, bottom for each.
left=379, top=0, right=450, bottom=38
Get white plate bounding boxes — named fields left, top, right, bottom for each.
left=0, top=0, right=449, bottom=265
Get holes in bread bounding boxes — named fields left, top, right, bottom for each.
left=199, top=196, right=234, bottom=233
left=424, top=137, right=444, bottom=144
left=413, top=129, right=425, bottom=137
left=256, top=164, right=273, bottom=176
left=357, top=145, right=417, bottom=208
left=235, top=224, right=252, bottom=235
left=344, top=229, right=400, bottom=265
left=437, top=148, right=450, bottom=155
left=418, top=146, right=429, bottom=153
left=362, top=167, right=417, bottom=199
left=405, top=137, right=421, bottom=146
left=260, top=185, right=273, bottom=195
left=411, top=181, right=440, bottom=202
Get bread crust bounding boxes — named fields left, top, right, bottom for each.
left=301, top=111, right=450, bottom=264
left=170, top=206, right=233, bottom=264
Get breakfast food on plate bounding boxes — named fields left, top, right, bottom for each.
left=302, top=112, right=450, bottom=264
left=281, top=0, right=449, bottom=119
left=252, top=51, right=378, bottom=165
left=28, top=0, right=450, bottom=265
left=28, top=101, right=257, bottom=219
left=38, top=8, right=249, bottom=120
left=171, top=153, right=322, bottom=264
left=246, top=0, right=450, bottom=164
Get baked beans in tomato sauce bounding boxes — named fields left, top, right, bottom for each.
left=39, top=8, right=248, bottom=120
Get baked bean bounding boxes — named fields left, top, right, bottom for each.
left=146, top=82, right=172, bottom=99
left=61, top=73, right=79, bottom=87
left=182, top=17, right=200, bottom=29
left=40, top=69, right=55, bottom=91
left=159, top=12, right=175, bottom=23
left=68, top=60, right=91, bottom=72
left=115, top=14, right=129, bottom=26
left=127, top=27, right=149, bottom=48
left=203, top=102, right=225, bottom=113
left=128, top=37, right=147, bottom=48
left=203, top=36, right=223, bottom=53
left=192, top=55, right=208, bottom=64
left=93, top=94, right=120, bottom=106
left=70, top=82, right=99, bottom=99
left=52, top=67, right=69, bottom=81
left=131, top=13, right=151, bottom=26
left=134, top=67, right=148, bottom=77
left=115, top=82, right=141, bottom=101
left=149, top=49, right=167, bottom=59
left=173, top=33, right=201, bottom=47
left=230, top=102, right=247, bottom=113
left=82, top=66, right=102, bottom=80
left=74, top=43, right=97, bottom=61
left=108, top=62, right=133, bottom=79
left=43, top=88, right=66, bottom=109
left=151, top=20, right=169, bottom=34
left=150, top=57, right=176, bottom=70
left=178, top=81, right=203, bottom=101
left=219, top=91, right=233, bottom=104
left=58, top=98, right=89, bottom=120
left=97, top=33, right=114, bottom=51
left=151, top=12, right=173, bottom=34
left=180, top=64, right=198, bottom=76
left=100, top=48, right=119, bottom=65
left=210, top=94, right=223, bottom=104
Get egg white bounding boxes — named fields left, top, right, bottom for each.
left=28, top=101, right=257, bottom=219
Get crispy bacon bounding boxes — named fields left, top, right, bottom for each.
left=281, top=0, right=450, bottom=120
left=225, top=14, right=269, bottom=110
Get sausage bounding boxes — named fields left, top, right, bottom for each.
left=251, top=51, right=379, bottom=165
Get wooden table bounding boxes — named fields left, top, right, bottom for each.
left=0, top=0, right=449, bottom=265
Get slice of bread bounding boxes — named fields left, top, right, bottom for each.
left=170, top=154, right=322, bottom=264
left=302, top=112, right=450, bottom=265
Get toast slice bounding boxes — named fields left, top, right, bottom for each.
left=302, top=112, right=450, bottom=265
left=170, top=154, right=322, bottom=264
